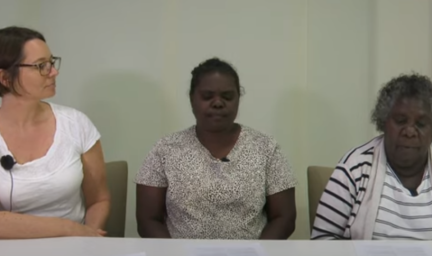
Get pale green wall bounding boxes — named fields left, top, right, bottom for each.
left=1, top=0, right=431, bottom=239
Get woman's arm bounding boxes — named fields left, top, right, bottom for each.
left=260, top=143, right=298, bottom=239
left=135, top=140, right=171, bottom=238
left=0, top=211, right=104, bottom=239
left=311, top=165, right=356, bottom=240
left=260, top=188, right=296, bottom=239
left=81, top=140, right=110, bottom=230
left=136, top=184, right=171, bottom=238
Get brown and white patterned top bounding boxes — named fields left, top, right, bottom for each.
left=135, top=124, right=298, bottom=239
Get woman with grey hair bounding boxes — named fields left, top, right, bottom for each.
left=311, top=73, right=432, bottom=240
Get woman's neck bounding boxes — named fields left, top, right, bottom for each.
left=0, top=95, right=43, bottom=127
left=388, top=157, right=428, bottom=190
left=195, top=123, right=239, bottom=147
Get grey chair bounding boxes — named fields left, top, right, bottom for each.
left=104, top=161, right=128, bottom=237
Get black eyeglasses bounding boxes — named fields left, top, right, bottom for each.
left=17, top=56, right=61, bottom=76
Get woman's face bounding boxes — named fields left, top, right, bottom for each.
left=384, top=97, right=432, bottom=172
left=190, top=72, right=240, bottom=132
left=2, top=39, right=59, bottom=100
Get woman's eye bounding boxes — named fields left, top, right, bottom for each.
left=38, top=62, right=47, bottom=69
left=395, top=119, right=406, bottom=125
left=417, top=122, right=426, bottom=128
left=201, top=94, right=212, bottom=100
left=222, top=93, right=235, bottom=100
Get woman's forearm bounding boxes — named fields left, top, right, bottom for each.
left=85, top=200, right=110, bottom=230
left=137, top=219, right=171, bottom=238
left=0, top=211, right=74, bottom=239
left=259, top=217, right=295, bottom=240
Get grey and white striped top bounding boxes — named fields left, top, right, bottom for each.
left=372, top=164, right=432, bottom=240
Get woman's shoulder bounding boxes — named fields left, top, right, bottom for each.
left=47, top=102, right=99, bottom=143
left=47, top=102, right=90, bottom=122
left=239, top=124, right=278, bottom=145
left=337, top=135, right=383, bottom=168
left=152, top=126, right=196, bottom=149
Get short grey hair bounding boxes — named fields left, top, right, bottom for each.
left=371, top=73, right=432, bottom=132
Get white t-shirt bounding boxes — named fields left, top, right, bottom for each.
left=373, top=164, right=432, bottom=240
left=0, top=102, right=100, bottom=224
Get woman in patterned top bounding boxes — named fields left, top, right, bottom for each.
left=312, top=73, right=432, bottom=240
left=135, top=58, right=298, bottom=240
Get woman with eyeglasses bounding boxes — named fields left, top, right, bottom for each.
left=0, top=26, right=110, bottom=239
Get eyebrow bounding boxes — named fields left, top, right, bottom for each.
left=199, top=89, right=236, bottom=93
left=31, top=55, right=53, bottom=64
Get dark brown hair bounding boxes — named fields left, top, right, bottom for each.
left=0, top=26, right=45, bottom=97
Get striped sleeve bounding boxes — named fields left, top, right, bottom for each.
left=311, top=163, right=358, bottom=240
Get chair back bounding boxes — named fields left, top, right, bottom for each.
left=105, top=161, right=128, bottom=237
left=307, top=165, right=334, bottom=232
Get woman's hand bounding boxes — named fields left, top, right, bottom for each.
left=67, top=222, right=107, bottom=237
left=96, top=229, right=107, bottom=236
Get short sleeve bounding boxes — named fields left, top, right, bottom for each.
left=135, top=142, right=168, bottom=187
left=266, top=144, right=298, bottom=196
left=75, top=111, right=101, bottom=153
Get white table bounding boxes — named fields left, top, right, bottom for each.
left=1, top=237, right=431, bottom=256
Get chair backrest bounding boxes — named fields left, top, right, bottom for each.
left=105, top=161, right=128, bottom=237
left=307, top=165, right=334, bottom=232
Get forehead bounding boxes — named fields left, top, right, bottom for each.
left=196, top=72, right=237, bottom=91
left=391, top=97, right=430, bottom=115
left=22, top=39, right=52, bottom=62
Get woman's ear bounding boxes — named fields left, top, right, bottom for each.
left=0, top=69, right=10, bottom=87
